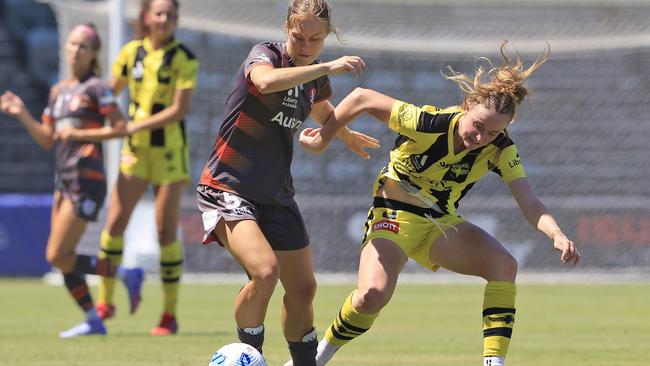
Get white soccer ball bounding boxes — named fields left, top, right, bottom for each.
left=208, top=343, right=267, bottom=366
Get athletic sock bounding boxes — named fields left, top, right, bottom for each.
left=98, top=230, right=123, bottom=305
left=483, top=281, right=516, bottom=359
left=160, top=241, right=183, bottom=315
left=324, top=291, right=379, bottom=346
left=72, top=255, right=117, bottom=277
left=63, top=273, right=94, bottom=312
left=238, top=325, right=264, bottom=354
left=287, top=328, right=318, bottom=366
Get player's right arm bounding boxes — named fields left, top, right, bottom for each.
left=300, top=87, right=395, bottom=153
left=0, top=90, right=54, bottom=150
left=109, top=42, right=133, bottom=95
left=249, top=56, right=365, bottom=94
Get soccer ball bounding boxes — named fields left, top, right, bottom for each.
left=208, top=343, right=266, bottom=366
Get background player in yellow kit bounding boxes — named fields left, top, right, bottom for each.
left=96, top=0, right=199, bottom=336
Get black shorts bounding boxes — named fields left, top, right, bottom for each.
left=196, top=185, right=309, bottom=251
left=56, top=178, right=106, bottom=222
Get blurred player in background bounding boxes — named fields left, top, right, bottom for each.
left=196, top=0, right=378, bottom=364
left=0, top=23, right=143, bottom=338
left=96, top=0, right=199, bottom=336
left=294, top=42, right=581, bottom=366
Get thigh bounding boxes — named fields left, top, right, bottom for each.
left=215, top=219, right=277, bottom=277
left=50, top=189, right=63, bottom=229
left=356, top=238, right=407, bottom=301
left=276, top=246, right=315, bottom=295
left=105, top=172, right=148, bottom=234
left=47, top=197, right=87, bottom=259
left=428, top=221, right=513, bottom=279
left=257, top=202, right=309, bottom=251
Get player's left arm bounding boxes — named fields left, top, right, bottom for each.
left=508, top=177, right=580, bottom=265
left=127, top=88, right=193, bottom=133
left=308, top=100, right=379, bottom=159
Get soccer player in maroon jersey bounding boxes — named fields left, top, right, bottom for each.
left=0, top=23, right=143, bottom=338
left=196, top=1, right=379, bottom=364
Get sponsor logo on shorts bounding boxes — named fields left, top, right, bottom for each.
left=80, top=198, right=97, bottom=217
left=371, top=220, right=399, bottom=234
left=228, top=206, right=252, bottom=217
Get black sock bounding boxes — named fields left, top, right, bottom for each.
left=72, top=255, right=117, bottom=277
left=287, top=328, right=318, bottom=366
left=237, top=325, right=264, bottom=354
left=63, top=273, right=94, bottom=312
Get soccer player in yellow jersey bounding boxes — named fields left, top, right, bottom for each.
left=291, top=43, right=581, bottom=366
left=96, top=0, right=199, bottom=336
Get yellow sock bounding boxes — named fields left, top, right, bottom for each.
left=98, top=230, right=124, bottom=305
left=324, top=291, right=379, bottom=346
left=483, top=281, right=517, bottom=358
left=160, top=241, right=183, bottom=315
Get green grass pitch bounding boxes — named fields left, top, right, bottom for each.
left=1, top=279, right=648, bottom=365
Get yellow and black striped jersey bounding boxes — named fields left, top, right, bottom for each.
left=380, top=100, right=526, bottom=214
left=113, top=37, right=199, bottom=148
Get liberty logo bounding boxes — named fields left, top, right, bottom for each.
left=283, top=85, right=302, bottom=109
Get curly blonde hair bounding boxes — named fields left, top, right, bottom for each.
left=444, top=42, right=550, bottom=118
left=286, top=0, right=341, bottom=41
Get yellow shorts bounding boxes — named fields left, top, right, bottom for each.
left=119, top=144, right=189, bottom=186
left=362, top=197, right=464, bottom=272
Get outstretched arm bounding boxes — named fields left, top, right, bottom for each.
left=509, top=178, right=580, bottom=265
left=300, top=87, right=395, bottom=153
left=0, top=91, right=54, bottom=150
left=309, top=100, right=379, bottom=159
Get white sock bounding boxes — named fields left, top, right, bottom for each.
left=316, top=339, right=340, bottom=366
left=484, top=356, right=505, bottom=366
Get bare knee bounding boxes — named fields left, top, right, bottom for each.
left=354, top=287, right=390, bottom=314
left=285, top=278, right=317, bottom=307
left=483, top=253, right=518, bottom=282
left=248, top=262, right=280, bottom=297
left=46, top=249, right=75, bottom=273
